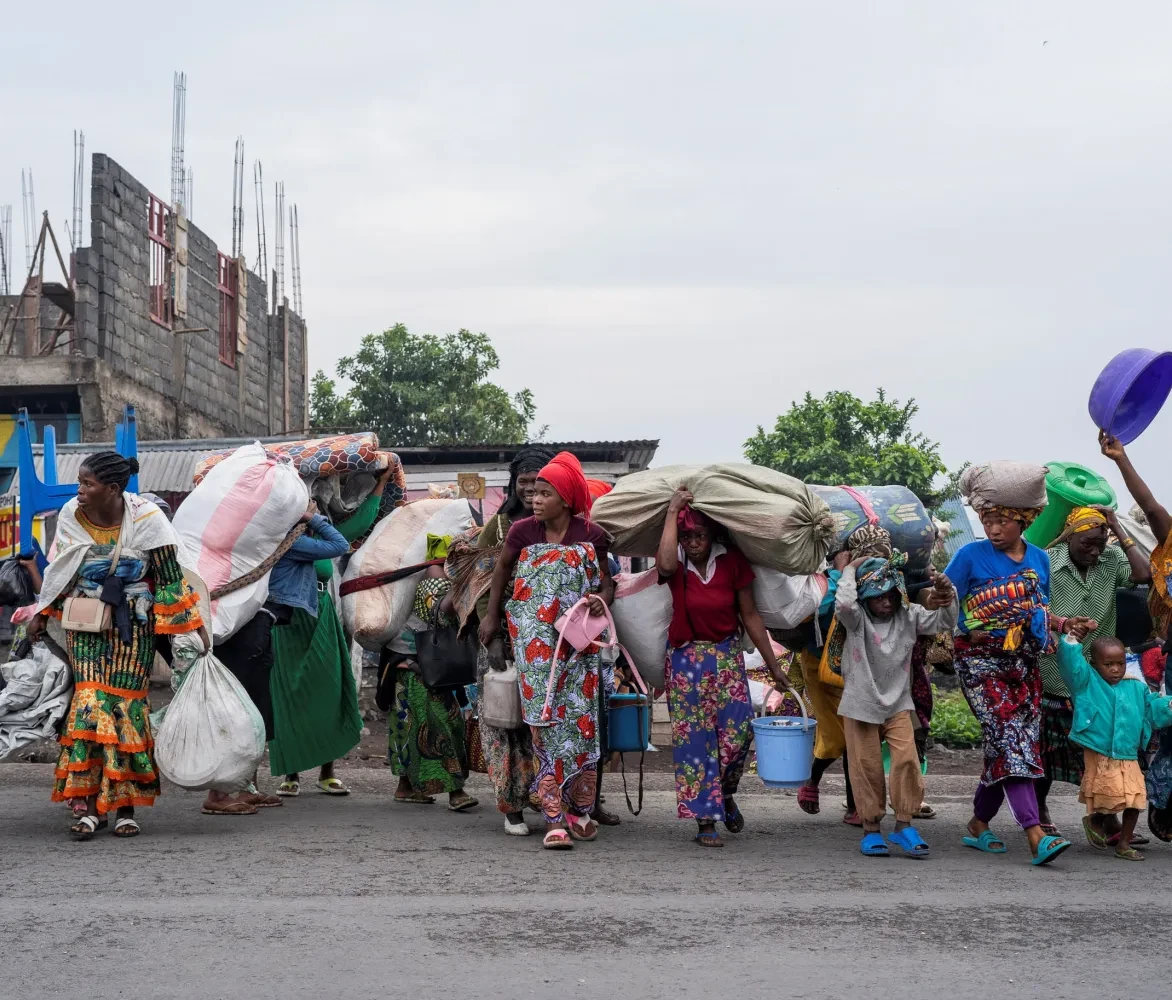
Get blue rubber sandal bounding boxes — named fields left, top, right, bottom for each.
left=888, top=826, right=930, bottom=859
left=962, top=829, right=1008, bottom=854
left=860, top=832, right=889, bottom=857
left=1031, top=834, right=1071, bottom=866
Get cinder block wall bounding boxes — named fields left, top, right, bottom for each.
left=67, top=153, right=308, bottom=440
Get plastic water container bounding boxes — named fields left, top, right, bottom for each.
left=607, top=692, right=651, bottom=752
left=751, top=701, right=817, bottom=788
left=1088, top=348, right=1172, bottom=445
left=1023, top=461, right=1117, bottom=549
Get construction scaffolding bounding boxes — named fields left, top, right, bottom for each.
left=0, top=213, right=75, bottom=357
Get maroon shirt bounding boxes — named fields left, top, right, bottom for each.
left=504, top=515, right=611, bottom=567
left=660, top=545, right=754, bottom=648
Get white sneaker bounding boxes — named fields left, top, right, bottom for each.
left=504, top=817, right=530, bottom=837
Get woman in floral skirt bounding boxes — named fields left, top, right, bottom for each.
left=480, top=451, right=613, bottom=850
left=656, top=487, right=794, bottom=847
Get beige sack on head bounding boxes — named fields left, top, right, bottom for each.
left=959, top=461, right=1049, bottom=512
left=590, top=463, right=834, bottom=575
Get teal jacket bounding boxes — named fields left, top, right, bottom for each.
left=1057, top=637, right=1172, bottom=760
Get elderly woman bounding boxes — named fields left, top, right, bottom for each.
left=27, top=452, right=206, bottom=839
left=945, top=499, right=1083, bottom=865
left=1037, top=503, right=1150, bottom=844
left=480, top=451, right=612, bottom=850
left=656, top=487, right=794, bottom=847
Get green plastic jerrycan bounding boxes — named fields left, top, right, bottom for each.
left=1023, top=461, right=1117, bottom=549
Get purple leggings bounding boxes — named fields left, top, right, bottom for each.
left=973, top=778, right=1040, bottom=830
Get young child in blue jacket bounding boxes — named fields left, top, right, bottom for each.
left=1058, top=624, right=1172, bottom=861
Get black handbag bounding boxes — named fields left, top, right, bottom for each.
left=413, top=626, right=478, bottom=690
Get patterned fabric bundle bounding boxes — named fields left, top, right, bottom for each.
left=194, top=433, right=391, bottom=485
left=959, top=569, right=1054, bottom=652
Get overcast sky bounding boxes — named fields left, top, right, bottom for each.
left=4, top=2, right=1172, bottom=506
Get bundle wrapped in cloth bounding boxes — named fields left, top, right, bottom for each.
left=959, top=461, right=1049, bottom=513
left=194, top=432, right=389, bottom=485
left=591, top=463, right=835, bottom=574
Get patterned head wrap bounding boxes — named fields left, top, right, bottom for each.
left=856, top=551, right=908, bottom=602
left=847, top=524, right=893, bottom=559
left=1050, top=506, right=1109, bottom=548
left=978, top=504, right=1043, bottom=529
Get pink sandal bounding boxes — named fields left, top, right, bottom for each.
left=543, top=827, right=574, bottom=850
left=797, top=785, right=820, bottom=815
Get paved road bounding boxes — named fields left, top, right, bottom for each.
left=0, top=765, right=1164, bottom=999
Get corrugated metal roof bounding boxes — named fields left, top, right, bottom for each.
left=9, top=439, right=658, bottom=495
left=937, top=497, right=981, bottom=559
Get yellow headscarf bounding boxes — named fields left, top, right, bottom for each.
left=1050, top=506, right=1109, bottom=548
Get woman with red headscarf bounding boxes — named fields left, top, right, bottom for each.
left=657, top=486, right=794, bottom=847
left=480, top=452, right=615, bottom=849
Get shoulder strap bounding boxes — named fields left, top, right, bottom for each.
left=105, top=499, right=128, bottom=578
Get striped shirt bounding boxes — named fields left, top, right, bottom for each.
left=1040, top=543, right=1133, bottom=696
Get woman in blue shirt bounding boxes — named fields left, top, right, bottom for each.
left=945, top=503, right=1078, bottom=865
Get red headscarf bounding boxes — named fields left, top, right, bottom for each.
left=586, top=479, right=612, bottom=503
left=538, top=452, right=591, bottom=516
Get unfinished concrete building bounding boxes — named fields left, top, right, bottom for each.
left=0, top=153, right=308, bottom=488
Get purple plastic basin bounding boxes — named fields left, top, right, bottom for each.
left=1088, top=349, right=1172, bottom=444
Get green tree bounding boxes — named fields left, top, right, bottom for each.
left=310, top=324, right=536, bottom=446
left=744, top=389, right=949, bottom=505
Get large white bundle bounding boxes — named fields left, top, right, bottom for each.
left=752, top=568, right=828, bottom=630
left=154, top=652, right=266, bottom=792
left=610, top=569, right=672, bottom=690
left=342, top=499, right=474, bottom=651
left=0, top=643, right=72, bottom=760
left=591, top=464, right=834, bottom=574
left=960, top=461, right=1049, bottom=512
left=173, top=443, right=308, bottom=642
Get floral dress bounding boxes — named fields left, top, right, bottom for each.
left=506, top=542, right=602, bottom=822
left=48, top=514, right=202, bottom=814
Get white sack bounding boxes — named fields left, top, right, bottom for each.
left=342, top=499, right=474, bottom=651
left=610, top=569, right=672, bottom=690
left=154, top=652, right=267, bottom=792
left=752, top=568, right=828, bottom=630
left=174, top=443, right=308, bottom=642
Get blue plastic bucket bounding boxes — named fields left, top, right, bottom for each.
left=751, top=703, right=817, bottom=788
left=1088, top=348, right=1172, bottom=444
left=608, top=692, right=651, bottom=752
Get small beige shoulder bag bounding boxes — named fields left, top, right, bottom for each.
left=60, top=503, right=127, bottom=633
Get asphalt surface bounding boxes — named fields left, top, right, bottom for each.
left=0, top=765, right=1164, bottom=1000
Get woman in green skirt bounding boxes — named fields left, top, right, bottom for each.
left=270, top=464, right=396, bottom=797
left=387, top=535, right=478, bottom=810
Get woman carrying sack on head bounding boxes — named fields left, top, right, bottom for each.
left=26, top=452, right=208, bottom=840
left=480, top=451, right=613, bottom=850
left=386, top=534, right=479, bottom=812
left=656, top=487, right=795, bottom=848
left=945, top=470, right=1078, bottom=866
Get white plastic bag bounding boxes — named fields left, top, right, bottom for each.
left=174, top=443, right=308, bottom=642
left=610, top=569, right=672, bottom=690
left=153, top=652, right=266, bottom=792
